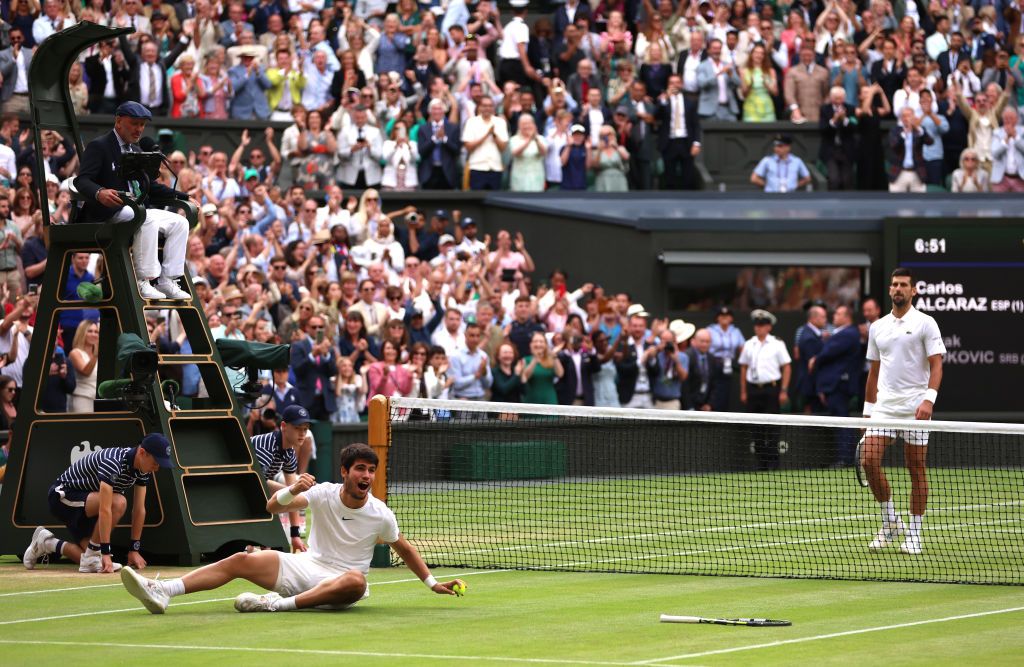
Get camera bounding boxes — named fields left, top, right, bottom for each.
left=501, top=268, right=516, bottom=283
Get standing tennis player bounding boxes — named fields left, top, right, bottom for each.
left=120, top=443, right=465, bottom=613
left=862, top=268, right=945, bottom=555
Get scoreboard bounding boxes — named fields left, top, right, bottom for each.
left=889, top=220, right=1024, bottom=415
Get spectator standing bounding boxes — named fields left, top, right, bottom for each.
left=431, top=307, right=466, bottom=357
left=381, top=122, right=419, bottom=191
left=657, top=74, right=702, bottom=190
left=290, top=314, right=337, bottom=420
left=58, top=253, right=100, bottom=352
left=559, top=124, right=590, bottom=190
left=337, top=105, right=383, bottom=189
left=338, top=311, right=379, bottom=374
left=991, top=108, right=1024, bottom=192
left=819, top=86, right=858, bottom=190
left=267, top=49, right=306, bottom=122
left=870, top=38, right=906, bottom=109
left=651, top=327, right=688, bottom=410
left=295, top=109, right=337, bottom=191
left=33, top=0, right=76, bottom=46
left=589, top=329, right=619, bottom=408
left=956, top=83, right=1008, bottom=172
left=366, top=339, right=413, bottom=399
left=228, top=48, right=272, bottom=120
left=449, top=323, right=492, bottom=400
left=506, top=296, right=546, bottom=359
left=491, top=342, right=524, bottom=403
left=809, top=304, right=861, bottom=465
left=855, top=83, right=892, bottom=191
left=84, top=38, right=129, bottom=114
left=555, top=331, right=598, bottom=406
left=198, top=56, right=233, bottom=120
left=918, top=89, right=950, bottom=188
left=0, top=28, right=33, bottom=115
left=794, top=304, right=827, bottom=414
left=509, top=114, right=548, bottom=192
left=463, top=96, right=508, bottom=190
left=740, top=44, right=778, bottom=121
left=67, top=319, right=99, bottom=414
left=591, top=125, right=630, bottom=192
left=751, top=134, right=811, bottom=193
left=498, top=0, right=536, bottom=88
left=784, top=43, right=830, bottom=123
left=544, top=109, right=573, bottom=188
left=417, top=99, right=461, bottom=190
left=950, top=147, right=991, bottom=191
left=684, top=328, right=721, bottom=411
left=738, top=309, right=791, bottom=471
left=887, top=106, right=932, bottom=192
left=169, top=55, right=202, bottom=118
left=615, top=310, right=658, bottom=410
left=518, top=331, right=563, bottom=405
left=697, top=38, right=741, bottom=120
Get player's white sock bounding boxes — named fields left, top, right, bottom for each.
left=43, top=535, right=59, bottom=552
left=880, top=499, right=898, bottom=526
left=160, top=578, right=186, bottom=598
left=909, top=514, right=923, bottom=538
left=271, top=595, right=297, bottom=611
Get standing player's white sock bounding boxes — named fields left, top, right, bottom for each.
left=880, top=499, right=898, bottom=526
left=160, top=578, right=187, bottom=598
left=908, top=514, right=923, bottom=538
left=271, top=595, right=297, bottom=611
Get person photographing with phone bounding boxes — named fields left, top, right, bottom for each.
left=290, top=314, right=337, bottom=421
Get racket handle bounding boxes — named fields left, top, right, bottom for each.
left=660, top=615, right=702, bottom=624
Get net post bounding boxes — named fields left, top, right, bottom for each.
left=368, top=395, right=392, bottom=568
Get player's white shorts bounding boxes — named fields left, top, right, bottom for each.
left=865, top=405, right=930, bottom=446
left=274, top=552, right=369, bottom=609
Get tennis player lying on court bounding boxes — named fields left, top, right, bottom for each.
left=120, top=443, right=465, bottom=613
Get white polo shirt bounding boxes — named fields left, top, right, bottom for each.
left=462, top=115, right=509, bottom=172
left=866, top=306, right=945, bottom=411
left=499, top=17, right=530, bottom=60
left=739, top=334, right=791, bottom=384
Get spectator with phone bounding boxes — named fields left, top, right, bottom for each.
left=41, top=337, right=76, bottom=414
left=290, top=313, right=337, bottom=420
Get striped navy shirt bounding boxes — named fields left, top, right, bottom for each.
left=251, top=430, right=298, bottom=479
left=55, top=447, right=151, bottom=495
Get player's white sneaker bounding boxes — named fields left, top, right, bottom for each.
left=137, top=279, right=166, bottom=300
left=234, top=591, right=282, bottom=612
left=869, top=519, right=906, bottom=550
left=23, top=526, right=54, bottom=569
left=120, top=566, right=169, bottom=614
left=78, top=553, right=123, bottom=573
left=900, top=534, right=923, bottom=555
left=154, top=277, right=190, bottom=300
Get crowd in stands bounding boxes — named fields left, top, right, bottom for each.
left=3, top=0, right=1023, bottom=192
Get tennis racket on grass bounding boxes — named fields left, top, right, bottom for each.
left=660, top=615, right=791, bottom=627
left=854, top=436, right=869, bottom=487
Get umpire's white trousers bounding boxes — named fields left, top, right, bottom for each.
left=108, top=205, right=188, bottom=280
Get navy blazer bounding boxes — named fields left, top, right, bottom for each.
left=614, top=339, right=658, bottom=405
left=555, top=349, right=601, bottom=406
left=655, top=95, right=702, bottom=150
left=416, top=118, right=461, bottom=188
left=290, top=336, right=338, bottom=414
left=795, top=324, right=824, bottom=398
left=814, top=325, right=862, bottom=395
left=75, top=130, right=187, bottom=223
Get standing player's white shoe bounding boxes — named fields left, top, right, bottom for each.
left=234, top=591, right=282, bottom=612
left=23, top=526, right=54, bottom=569
left=869, top=518, right=906, bottom=550
left=900, top=534, right=923, bottom=555
left=120, top=566, right=169, bottom=613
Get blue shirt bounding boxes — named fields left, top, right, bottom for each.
left=920, top=113, right=949, bottom=162
left=375, top=32, right=410, bottom=75
left=753, top=155, right=810, bottom=193
left=59, top=267, right=101, bottom=335
left=449, top=347, right=493, bottom=398
left=55, top=447, right=150, bottom=494
left=708, top=324, right=744, bottom=362
left=251, top=430, right=298, bottom=479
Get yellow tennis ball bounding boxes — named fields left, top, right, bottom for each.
left=453, top=583, right=466, bottom=597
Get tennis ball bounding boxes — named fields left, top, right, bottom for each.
left=453, top=583, right=467, bottom=597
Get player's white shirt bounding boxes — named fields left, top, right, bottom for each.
left=303, top=483, right=400, bottom=574
left=866, top=305, right=945, bottom=410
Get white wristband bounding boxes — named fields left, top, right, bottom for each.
left=276, top=488, right=295, bottom=505
left=924, top=388, right=937, bottom=404
left=423, top=575, right=438, bottom=589
left=862, top=401, right=874, bottom=416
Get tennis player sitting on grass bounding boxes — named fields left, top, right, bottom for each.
left=862, top=268, right=945, bottom=556
left=120, top=443, right=465, bottom=613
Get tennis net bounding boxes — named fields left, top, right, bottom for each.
left=378, top=397, right=1024, bottom=585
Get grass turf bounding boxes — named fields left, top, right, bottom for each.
left=1, top=559, right=1022, bottom=666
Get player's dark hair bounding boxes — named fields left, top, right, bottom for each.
left=340, top=443, right=378, bottom=471
left=891, top=267, right=913, bottom=281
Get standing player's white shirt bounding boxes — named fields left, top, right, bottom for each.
left=866, top=306, right=945, bottom=411
left=303, top=483, right=400, bottom=574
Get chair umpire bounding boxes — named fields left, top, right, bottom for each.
left=74, top=101, right=192, bottom=300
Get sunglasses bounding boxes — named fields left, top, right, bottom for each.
left=309, top=324, right=325, bottom=330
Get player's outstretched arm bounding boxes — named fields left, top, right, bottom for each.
left=266, top=473, right=314, bottom=514
left=390, top=535, right=466, bottom=595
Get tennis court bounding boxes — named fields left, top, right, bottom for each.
left=1, top=560, right=1023, bottom=666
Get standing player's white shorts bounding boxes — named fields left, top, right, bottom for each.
left=865, top=402, right=930, bottom=446
left=274, top=552, right=370, bottom=609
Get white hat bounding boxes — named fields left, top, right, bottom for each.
left=669, top=319, right=696, bottom=343
left=510, top=0, right=529, bottom=8
left=751, top=309, right=777, bottom=326
left=570, top=124, right=586, bottom=134
left=45, top=173, right=60, bottom=185
left=439, top=234, right=455, bottom=246
left=201, top=203, right=218, bottom=216
left=626, top=304, right=650, bottom=318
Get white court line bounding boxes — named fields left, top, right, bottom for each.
left=0, top=583, right=122, bottom=597
left=0, top=570, right=510, bottom=626
left=0, top=639, right=663, bottom=666
left=635, top=606, right=1024, bottom=663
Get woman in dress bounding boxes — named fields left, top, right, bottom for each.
left=68, top=319, right=99, bottom=413
left=590, top=125, right=630, bottom=192
left=295, top=110, right=337, bottom=191
left=741, top=44, right=778, bottom=121
left=381, top=121, right=419, bottom=191
left=509, top=114, right=548, bottom=192
left=491, top=342, right=523, bottom=403
left=590, top=330, right=620, bottom=407
left=517, top=332, right=564, bottom=405
left=68, top=61, right=90, bottom=115
left=560, top=125, right=591, bottom=190
left=333, top=356, right=366, bottom=423
left=854, top=82, right=891, bottom=191
left=198, top=55, right=232, bottom=120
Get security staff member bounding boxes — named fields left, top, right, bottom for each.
left=498, top=0, right=536, bottom=88
left=739, top=309, right=792, bottom=470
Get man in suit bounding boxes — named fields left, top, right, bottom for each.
left=657, top=74, right=702, bottom=190
left=556, top=331, right=599, bottom=405
left=418, top=99, right=461, bottom=189
left=552, top=0, right=591, bottom=45
left=74, top=102, right=192, bottom=301
left=84, top=39, right=131, bottom=114
left=991, top=106, right=1024, bottom=192
left=289, top=313, right=337, bottom=421
left=348, top=278, right=391, bottom=339
left=0, top=28, right=32, bottom=114
left=869, top=38, right=905, bottom=110
left=696, top=38, right=741, bottom=120
left=936, top=33, right=969, bottom=81
left=124, top=38, right=188, bottom=118
left=337, top=104, right=384, bottom=188
left=684, top=328, right=721, bottom=411
left=819, top=86, right=858, bottom=190
left=615, top=311, right=659, bottom=409
left=623, top=82, right=658, bottom=190
left=675, top=30, right=706, bottom=97
left=229, top=48, right=272, bottom=120
left=566, top=58, right=602, bottom=109
left=810, top=305, right=862, bottom=465
left=219, top=0, right=255, bottom=48
left=794, top=304, right=827, bottom=413
left=888, top=106, right=933, bottom=192
left=577, top=87, right=612, bottom=140
left=784, top=42, right=829, bottom=123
